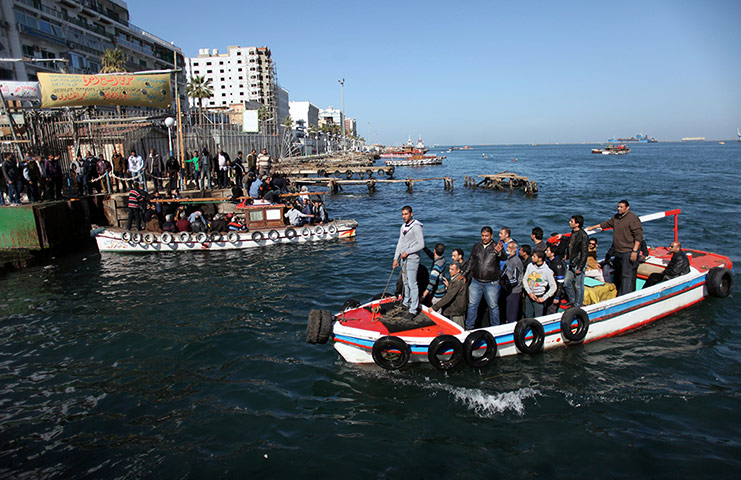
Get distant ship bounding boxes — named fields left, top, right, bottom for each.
left=607, top=133, right=657, bottom=143
left=681, top=137, right=705, bottom=142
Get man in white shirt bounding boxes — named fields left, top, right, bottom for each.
left=127, top=150, right=144, bottom=190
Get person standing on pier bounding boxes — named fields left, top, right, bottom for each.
left=257, top=148, right=271, bottom=177
left=148, top=149, right=166, bottom=192
left=127, top=150, right=144, bottom=190
left=587, top=200, right=643, bottom=295
left=2, top=153, right=23, bottom=205
left=393, top=206, right=425, bottom=319
left=111, top=150, right=125, bottom=193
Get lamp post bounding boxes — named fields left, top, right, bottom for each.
left=164, top=117, right=175, bottom=157
left=338, top=78, right=345, bottom=152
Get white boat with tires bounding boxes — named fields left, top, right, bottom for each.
left=93, top=202, right=357, bottom=253
left=306, top=209, right=734, bottom=370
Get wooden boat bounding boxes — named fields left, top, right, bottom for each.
left=384, top=155, right=445, bottom=167
left=306, top=209, right=733, bottom=370
left=592, top=144, right=630, bottom=155
left=93, top=201, right=357, bottom=253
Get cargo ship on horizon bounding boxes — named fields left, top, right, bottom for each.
left=608, top=133, right=657, bottom=143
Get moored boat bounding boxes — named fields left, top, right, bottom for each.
left=384, top=155, right=445, bottom=167
left=592, top=144, right=630, bottom=155
left=306, top=209, right=733, bottom=370
left=93, top=201, right=358, bottom=253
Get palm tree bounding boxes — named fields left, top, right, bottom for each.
left=100, top=48, right=126, bottom=73
left=186, top=75, right=213, bottom=121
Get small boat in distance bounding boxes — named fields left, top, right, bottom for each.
left=384, top=155, right=445, bottom=167
left=380, top=136, right=428, bottom=158
left=592, top=144, right=630, bottom=155
left=681, top=137, right=706, bottom=142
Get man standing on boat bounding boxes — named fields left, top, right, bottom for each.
left=466, top=226, right=506, bottom=329
left=393, top=206, right=425, bottom=319
left=587, top=200, right=643, bottom=295
left=564, top=215, right=589, bottom=307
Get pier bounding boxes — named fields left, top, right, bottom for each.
left=464, top=172, right=538, bottom=195
left=289, top=176, right=454, bottom=194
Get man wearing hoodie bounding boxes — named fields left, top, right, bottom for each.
left=392, top=205, right=425, bottom=319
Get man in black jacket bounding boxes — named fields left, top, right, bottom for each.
left=644, top=242, right=690, bottom=288
left=465, top=226, right=506, bottom=329
left=564, top=214, right=589, bottom=307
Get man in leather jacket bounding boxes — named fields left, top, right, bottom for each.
left=644, top=242, right=690, bottom=288
left=465, top=226, right=506, bottom=329
left=564, top=214, right=589, bottom=307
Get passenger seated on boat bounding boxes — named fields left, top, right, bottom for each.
left=191, top=214, right=207, bottom=233
left=262, top=188, right=280, bottom=204
left=228, top=214, right=246, bottom=231
left=257, top=176, right=274, bottom=199
left=585, top=238, right=605, bottom=282
left=312, top=199, right=329, bottom=224
left=162, top=214, right=177, bottom=233
left=643, top=242, right=690, bottom=288
left=208, top=214, right=228, bottom=233
left=144, top=204, right=162, bottom=233
left=285, top=203, right=313, bottom=226
left=272, top=174, right=289, bottom=194
left=176, top=213, right=191, bottom=232
left=229, top=183, right=244, bottom=203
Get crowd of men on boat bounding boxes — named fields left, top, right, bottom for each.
left=393, top=201, right=691, bottom=329
left=0, top=145, right=276, bottom=205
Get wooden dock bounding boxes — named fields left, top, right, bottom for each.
left=289, top=176, right=454, bottom=194
left=464, top=172, right=538, bottom=195
left=275, top=165, right=395, bottom=179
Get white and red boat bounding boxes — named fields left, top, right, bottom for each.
left=306, top=209, right=733, bottom=370
left=384, top=155, right=445, bottom=167
left=379, top=136, right=429, bottom=158
left=93, top=201, right=357, bottom=253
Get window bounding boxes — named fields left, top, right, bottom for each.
left=206, top=61, right=211, bottom=65
left=220, top=69, right=224, bottom=73
left=207, top=69, right=212, bottom=73
left=22, top=45, right=35, bottom=56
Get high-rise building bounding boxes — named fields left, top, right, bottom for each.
left=186, top=45, right=286, bottom=130
left=0, top=0, right=186, bottom=105
left=289, top=101, right=319, bottom=129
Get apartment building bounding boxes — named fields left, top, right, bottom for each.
left=289, top=101, right=319, bottom=129
left=0, top=0, right=186, bottom=104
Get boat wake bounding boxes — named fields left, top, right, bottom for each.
left=445, top=386, right=540, bottom=417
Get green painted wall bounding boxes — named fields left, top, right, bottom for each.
left=0, top=206, right=41, bottom=249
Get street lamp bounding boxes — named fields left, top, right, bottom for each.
left=338, top=78, right=345, bottom=152
left=164, top=117, right=176, bottom=157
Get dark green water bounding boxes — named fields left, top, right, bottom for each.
left=1, top=143, right=739, bottom=478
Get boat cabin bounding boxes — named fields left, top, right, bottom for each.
left=240, top=202, right=286, bottom=230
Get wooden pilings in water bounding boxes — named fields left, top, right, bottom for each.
left=291, top=176, right=453, bottom=195
left=465, top=172, right=538, bottom=195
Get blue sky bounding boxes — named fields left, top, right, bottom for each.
left=128, top=0, right=740, bottom=145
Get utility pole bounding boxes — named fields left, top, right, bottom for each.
left=338, top=78, right=345, bottom=152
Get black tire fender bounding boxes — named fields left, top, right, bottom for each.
left=514, top=318, right=545, bottom=355
left=342, top=298, right=361, bottom=311
left=285, top=227, right=298, bottom=239
left=252, top=231, right=264, bottom=242
left=268, top=230, right=280, bottom=241
left=306, top=309, right=322, bottom=344
left=317, top=310, right=333, bottom=344
left=463, top=330, right=498, bottom=368
left=372, top=336, right=411, bottom=370
left=561, top=307, right=590, bottom=343
left=706, top=267, right=733, bottom=298
left=427, top=335, right=463, bottom=371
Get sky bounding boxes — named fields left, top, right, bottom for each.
left=127, top=0, right=741, bottom=145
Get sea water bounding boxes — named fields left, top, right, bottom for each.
left=1, top=142, right=739, bottom=478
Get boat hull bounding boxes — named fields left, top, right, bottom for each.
left=94, top=219, right=358, bottom=253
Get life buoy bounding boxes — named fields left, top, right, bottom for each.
left=131, top=232, right=142, bottom=244
left=209, top=232, right=222, bottom=242
left=143, top=232, right=154, bottom=244
left=327, top=224, right=338, bottom=235
left=121, top=231, right=131, bottom=242
left=252, top=231, right=264, bottom=242
left=160, top=232, right=173, bottom=244
left=427, top=335, right=463, bottom=371
left=314, top=225, right=325, bottom=235
left=463, top=330, right=498, bottom=368
left=301, top=227, right=311, bottom=239
left=285, top=228, right=297, bottom=239
left=514, top=318, right=545, bottom=355
left=560, top=307, right=589, bottom=343
left=706, top=267, right=733, bottom=298
left=268, top=229, right=280, bottom=241
left=227, top=232, right=239, bottom=243
left=195, top=232, right=207, bottom=243
left=372, top=336, right=411, bottom=370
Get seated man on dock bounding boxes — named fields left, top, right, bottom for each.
left=643, top=241, right=690, bottom=288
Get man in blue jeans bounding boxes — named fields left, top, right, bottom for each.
left=564, top=214, right=589, bottom=307
left=466, top=226, right=506, bottom=329
left=392, top=205, right=425, bottom=319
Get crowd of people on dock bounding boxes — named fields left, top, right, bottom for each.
left=392, top=200, right=690, bottom=329
left=1, top=145, right=278, bottom=205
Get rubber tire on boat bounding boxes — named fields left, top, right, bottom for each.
left=514, top=318, right=545, bottom=355
left=306, top=309, right=322, bottom=344
left=327, top=224, right=338, bottom=235
left=285, top=227, right=298, bottom=240
left=131, top=232, right=142, bottom=244
left=345, top=169, right=353, bottom=179
left=317, top=168, right=326, bottom=177
left=178, top=232, right=191, bottom=243
left=301, top=227, right=311, bottom=239
left=372, top=336, right=411, bottom=370
left=160, top=232, right=173, bottom=244
left=317, top=310, right=333, bottom=344
left=560, top=307, right=590, bottom=343
left=195, top=232, right=207, bottom=243
left=314, top=225, right=325, bottom=235
left=427, top=335, right=464, bottom=371
left=227, top=232, right=239, bottom=243
left=342, top=298, right=361, bottom=311
left=268, top=229, right=280, bottom=241
left=463, top=330, right=498, bottom=368
left=706, top=267, right=733, bottom=298
left=252, top=231, right=264, bottom=242
left=121, top=231, right=132, bottom=242
left=209, top=232, right=221, bottom=242
left=143, top=232, right=154, bottom=244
